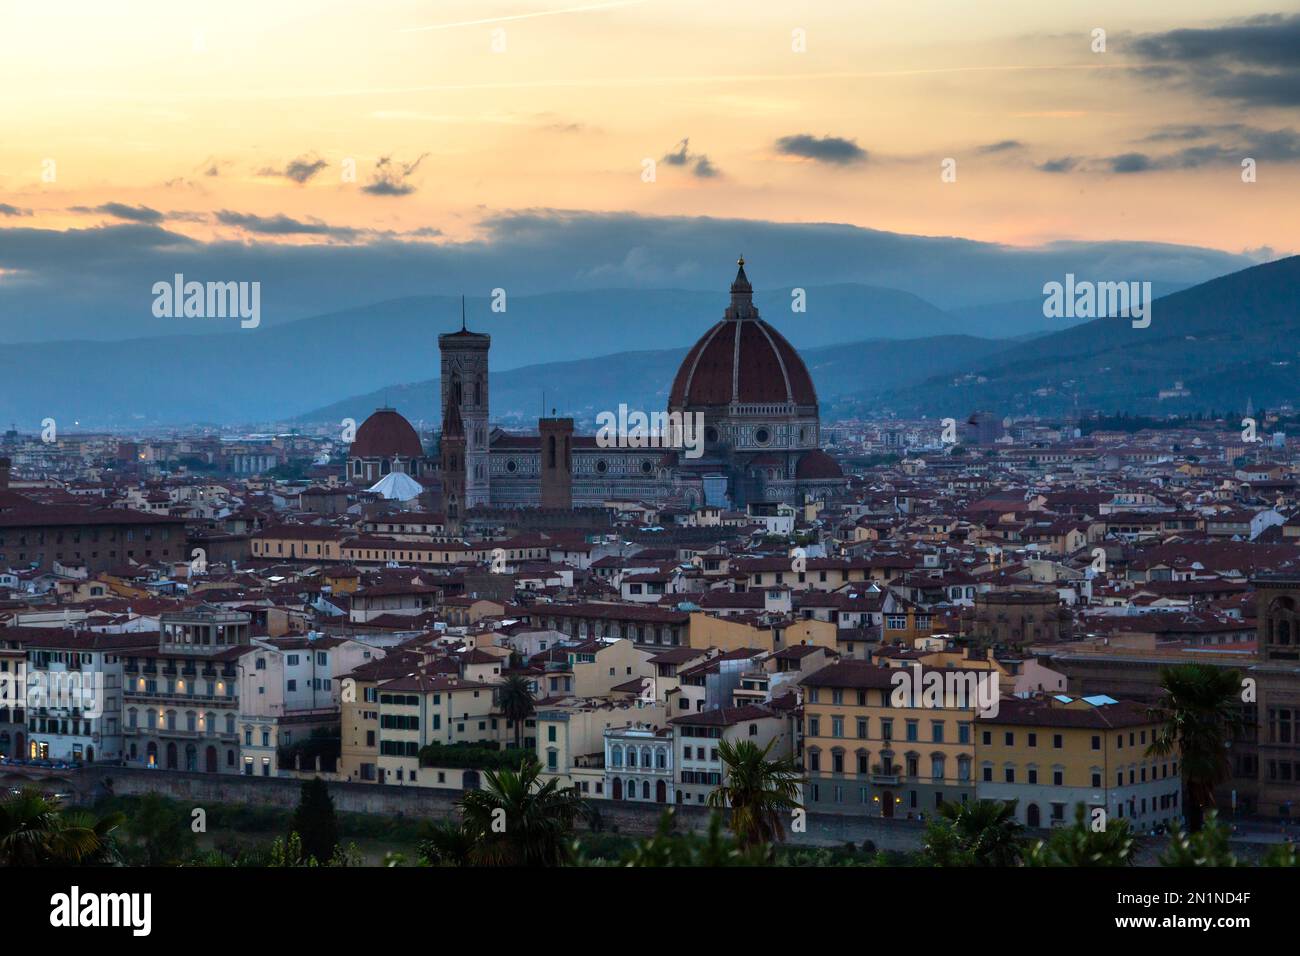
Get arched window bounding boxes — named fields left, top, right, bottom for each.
left=655, top=748, right=667, bottom=769
left=548, top=435, right=557, bottom=469
left=627, top=748, right=637, bottom=768
left=610, top=745, right=623, bottom=767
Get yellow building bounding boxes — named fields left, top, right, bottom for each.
left=881, top=602, right=937, bottom=645
left=534, top=698, right=667, bottom=797
left=799, top=659, right=979, bottom=818
left=374, top=673, right=501, bottom=787
left=338, top=653, right=421, bottom=784
left=249, top=526, right=345, bottom=562
left=688, top=611, right=837, bottom=654
left=977, top=695, right=1182, bottom=832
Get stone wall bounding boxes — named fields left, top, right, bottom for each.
left=77, top=766, right=925, bottom=851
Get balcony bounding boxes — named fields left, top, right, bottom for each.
left=124, top=688, right=236, bottom=705
left=870, top=764, right=901, bottom=785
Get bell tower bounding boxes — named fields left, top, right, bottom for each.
left=440, top=399, right=467, bottom=534
left=538, top=414, right=573, bottom=510
left=438, top=298, right=491, bottom=508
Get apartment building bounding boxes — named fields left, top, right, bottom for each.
left=605, top=721, right=675, bottom=803
left=799, top=659, right=979, bottom=817
left=976, top=695, right=1183, bottom=831
left=17, top=629, right=136, bottom=763
left=374, top=674, right=499, bottom=786
left=533, top=698, right=666, bottom=796
left=122, top=607, right=253, bottom=773
left=669, top=704, right=792, bottom=805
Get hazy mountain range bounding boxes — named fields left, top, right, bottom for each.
left=0, top=282, right=1095, bottom=428
left=0, top=254, right=1294, bottom=429
left=297, top=334, right=1019, bottom=430
left=299, top=256, right=1300, bottom=428
left=870, top=255, right=1300, bottom=419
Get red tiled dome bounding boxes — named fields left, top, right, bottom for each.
left=795, top=449, right=843, bottom=480
left=350, top=408, right=424, bottom=459
left=669, top=260, right=818, bottom=409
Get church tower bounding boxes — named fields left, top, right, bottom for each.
left=440, top=397, right=467, bottom=535
left=438, top=302, right=491, bottom=508
left=538, top=415, right=574, bottom=510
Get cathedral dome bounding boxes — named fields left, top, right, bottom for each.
left=668, top=259, right=818, bottom=409
left=350, top=407, right=424, bottom=459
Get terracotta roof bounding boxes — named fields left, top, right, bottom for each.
left=796, top=449, right=844, bottom=480
left=668, top=261, right=817, bottom=408
left=669, top=704, right=778, bottom=727
left=350, top=407, right=425, bottom=460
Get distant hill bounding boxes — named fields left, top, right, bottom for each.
left=296, top=335, right=1017, bottom=429
left=0, top=259, right=1288, bottom=428
left=944, top=281, right=1191, bottom=339
left=0, top=284, right=981, bottom=427
left=872, top=256, right=1300, bottom=417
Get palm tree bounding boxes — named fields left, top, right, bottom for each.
left=416, top=819, right=476, bottom=867
left=457, top=759, right=589, bottom=866
left=707, top=738, right=803, bottom=849
left=1147, top=663, right=1244, bottom=832
left=0, top=790, right=124, bottom=866
left=497, top=675, right=536, bottom=750
left=923, top=799, right=1023, bottom=867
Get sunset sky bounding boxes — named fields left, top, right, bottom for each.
left=0, top=2, right=1297, bottom=343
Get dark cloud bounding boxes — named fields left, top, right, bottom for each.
left=1131, top=14, right=1300, bottom=106
left=774, top=134, right=868, bottom=165
left=1132, top=14, right=1300, bottom=68
left=692, top=155, right=720, bottom=178
left=1141, top=125, right=1217, bottom=142
left=1109, top=153, right=1159, bottom=173
left=215, top=210, right=360, bottom=240
left=0, top=212, right=1258, bottom=344
left=70, top=202, right=166, bottom=223
left=258, top=154, right=329, bottom=184
left=662, top=138, right=720, bottom=178
left=1132, top=124, right=1300, bottom=167
left=976, top=139, right=1024, bottom=154
left=0, top=204, right=32, bottom=217
left=362, top=154, right=428, bottom=196
left=1036, top=123, right=1300, bottom=173
left=1037, top=157, right=1078, bottom=173
left=197, top=157, right=230, bottom=178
